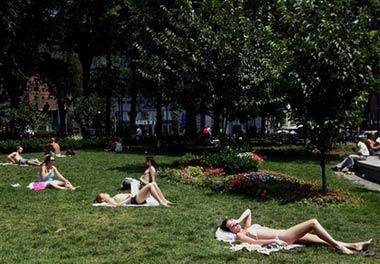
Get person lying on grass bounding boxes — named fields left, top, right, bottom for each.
left=38, top=155, right=79, bottom=190
left=94, top=182, right=172, bottom=207
left=7, top=146, right=42, bottom=166
left=220, top=209, right=372, bottom=255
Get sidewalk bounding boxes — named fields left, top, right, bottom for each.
left=335, top=171, right=380, bottom=192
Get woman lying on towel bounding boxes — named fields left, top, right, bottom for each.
left=94, top=182, right=172, bottom=207
left=38, top=155, right=79, bottom=190
left=220, top=209, right=371, bottom=254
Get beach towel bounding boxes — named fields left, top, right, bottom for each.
left=215, top=228, right=303, bottom=255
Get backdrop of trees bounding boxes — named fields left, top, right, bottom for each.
left=1, top=0, right=380, bottom=192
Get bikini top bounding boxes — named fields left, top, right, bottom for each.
left=245, top=224, right=262, bottom=239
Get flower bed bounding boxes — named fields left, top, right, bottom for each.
left=160, top=160, right=363, bottom=206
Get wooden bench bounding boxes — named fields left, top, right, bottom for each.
left=357, top=156, right=380, bottom=184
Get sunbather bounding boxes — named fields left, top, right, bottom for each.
left=95, top=182, right=171, bottom=207
left=38, top=155, right=78, bottom=190
left=7, top=146, right=42, bottom=166
left=138, top=156, right=170, bottom=203
left=140, top=156, right=157, bottom=186
left=220, top=209, right=372, bottom=255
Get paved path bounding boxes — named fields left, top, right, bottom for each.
left=335, top=171, right=380, bottom=192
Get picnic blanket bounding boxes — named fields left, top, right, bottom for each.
left=215, top=228, right=303, bottom=255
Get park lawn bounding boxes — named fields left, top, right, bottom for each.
left=0, top=149, right=379, bottom=263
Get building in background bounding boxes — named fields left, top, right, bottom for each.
left=25, top=76, right=59, bottom=132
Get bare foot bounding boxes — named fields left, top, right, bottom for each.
left=162, top=203, right=171, bottom=207
left=358, top=239, right=372, bottom=251
left=337, top=245, right=354, bottom=255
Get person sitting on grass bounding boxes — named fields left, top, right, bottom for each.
left=220, top=209, right=372, bottom=255
left=38, top=155, right=79, bottom=190
left=333, top=136, right=369, bottom=172
left=45, top=138, right=66, bottom=157
left=140, top=156, right=158, bottom=187
left=94, top=182, right=171, bottom=207
left=7, top=146, right=42, bottom=166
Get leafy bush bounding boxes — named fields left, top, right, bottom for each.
left=0, top=137, right=108, bottom=154
left=201, top=150, right=258, bottom=174
left=172, top=153, right=202, bottom=167
left=160, top=165, right=362, bottom=205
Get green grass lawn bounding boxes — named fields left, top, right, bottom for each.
left=0, top=149, right=379, bottom=263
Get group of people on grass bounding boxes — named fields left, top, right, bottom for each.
left=333, top=131, right=380, bottom=172
left=8, top=142, right=171, bottom=205
left=5, top=137, right=373, bottom=255
left=7, top=138, right=64, bottom=167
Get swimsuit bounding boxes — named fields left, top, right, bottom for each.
left=130, top=196, right=146, bottom=205
left=246, top=224, right=285, bottom=240
left=38, top=170, right=55, bottom=182
left=18, top=158, right=29, bottom=165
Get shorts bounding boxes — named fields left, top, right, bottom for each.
left=18, top=158, right=29, bottom=165
left=131, top=196, right=146, bottom=205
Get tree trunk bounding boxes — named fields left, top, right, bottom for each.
left=260, top=115, right=266, bottom=136
left=213, top=107, right=221, bottom=138
left=105, top=93, right=111, bottom=136
left=129, top=62, right=137, bottom=134
left=79, top=52, right=93, bottom=95
left=105, top=53, right=112, bottom=136
left=320, top=143, right=327, bottom=194
left=57, top=98, right=67, bottom=136
left=185, top=105, right=197, bottom=139
left=155, top=91, right=163, bottom=138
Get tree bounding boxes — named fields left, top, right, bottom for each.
left=279, top=0, right=373, bottom=193
left=39, top=51, right=83, bottom=135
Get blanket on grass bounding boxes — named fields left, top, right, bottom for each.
left=215, top=228, right=303, bottom=255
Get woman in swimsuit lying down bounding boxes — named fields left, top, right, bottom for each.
left=220, top=209, right=372, bottom=254
left=95, top=182, right=171, bottom=207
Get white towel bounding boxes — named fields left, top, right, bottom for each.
left=215, top=228, right=303, bottom=255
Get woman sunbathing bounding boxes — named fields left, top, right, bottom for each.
left=38, top=155, right=78, bottom=190
left=140, top=156, right=157, bottom=186
left=220, top=209, right=371, bottom=254
left=95, top=182, right=171, bottom=207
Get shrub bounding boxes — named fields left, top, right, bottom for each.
left=0, top=137, right=109, bottom=154
left=201, top=150, right=258, bottom=174
left=172, top=153, right=202, bottom=167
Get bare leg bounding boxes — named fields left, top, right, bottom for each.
left=297, top=234, right=372, bottom=252
left=279, top=219, right=353, bottom=254
left=46, top=181, right=67, bottom=190
left=151, top=182, right=172, bottom=204
left=27, top=159, right=42, bottom=166
left=136, top=183, right=169, bottom=207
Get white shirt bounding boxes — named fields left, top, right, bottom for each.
left=357, top=141, right=369, bottom=156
